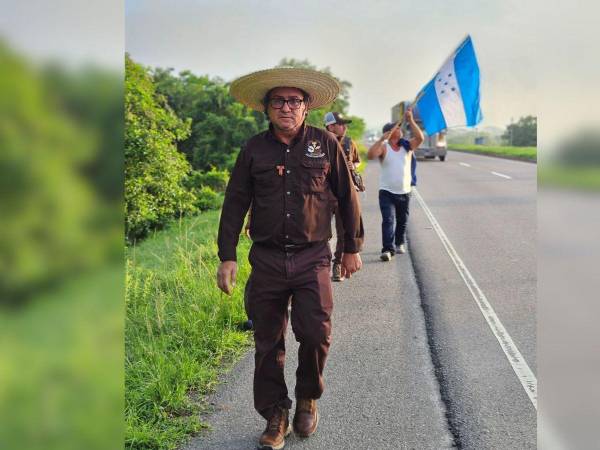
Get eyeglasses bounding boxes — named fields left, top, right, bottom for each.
left=269, top=97, right=304, bottom=110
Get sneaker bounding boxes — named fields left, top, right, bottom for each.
left=380, top=251, right=392, bottom=262
left=293, top=399, right=319, bottom=438
left=332, top=263, right=344, bottom=282
left=259, top=406, right=291, bottom=450
left=395, top=244, right=406, bottom=254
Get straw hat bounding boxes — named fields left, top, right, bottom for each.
left=230, top=67, right=340, bottom=112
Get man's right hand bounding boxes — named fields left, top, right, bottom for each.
left=217, top=261, right=237, bottom=295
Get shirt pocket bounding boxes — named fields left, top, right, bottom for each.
left=251, top=163, right=279, bottom=197
left=301, top=158, right=330, bottom=194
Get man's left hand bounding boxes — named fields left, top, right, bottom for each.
left=404, top=107, right=414, bottom=122
left=341, top=253, right=362, bottom=279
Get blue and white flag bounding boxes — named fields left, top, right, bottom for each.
left=415, top=35, right=482, bottom=135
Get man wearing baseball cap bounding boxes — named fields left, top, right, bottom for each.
left=367, top=107, right=424, bottom=262
left=324, top=111, right=362, bottom=282
left=217, top=67, right=363, bottom=449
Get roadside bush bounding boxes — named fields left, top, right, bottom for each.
left=194, top=186, right=222, bottom=211
left=125, top=55, right=197, bottom=241
left=0, top=42, right=104, bottom=303
left=186, top=167, right=229, bottom=192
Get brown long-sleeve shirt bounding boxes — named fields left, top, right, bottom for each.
left=218, top=123, right=363, bottom=262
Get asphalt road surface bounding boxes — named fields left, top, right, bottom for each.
left=408, top=150, right=536, bottom=449
left=183, top=150, right=536, bottom=450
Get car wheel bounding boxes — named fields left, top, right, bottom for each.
left=439, top=155, right=446, bottom=161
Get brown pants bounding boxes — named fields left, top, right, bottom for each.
left=246, top=242, right=333, bottom=420
left=333, top=209, right=345, bottom=264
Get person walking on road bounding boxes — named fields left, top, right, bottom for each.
left=217, top=67, right=363, bottom=450
left=367, top=107, right=424, bottom=261
left=324, top=111, right=363, bottom=282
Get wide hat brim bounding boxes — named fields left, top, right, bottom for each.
left=229, top=67, right=340, bottom=112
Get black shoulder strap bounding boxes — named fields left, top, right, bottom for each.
left=342, top=136, right=352, bottom=155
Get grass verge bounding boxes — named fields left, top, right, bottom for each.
left=538, top=166, right=600, bottom=191
left=0, top=267, right=124, bottom=450
left=448, top=144, right=537, bottom=162
left=125, top=211, right=252, bottom=449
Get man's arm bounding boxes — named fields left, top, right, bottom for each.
left=405, top=108, right=424, bottom=151
left=367, top=126, right=396, bottom=160
left=216, top=145, right=252, bottom=294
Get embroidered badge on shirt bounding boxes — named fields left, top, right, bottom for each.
left=306, top=140, right=325, bottom=158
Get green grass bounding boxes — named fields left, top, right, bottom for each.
left=0, top=266, right=124, bottom=450
left=448, top=144, right=537, bottom=161
left=538, top=166, right=600, bottom=191
left=125, top=211, right=252, bottom=450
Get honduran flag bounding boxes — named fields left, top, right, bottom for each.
left=415, top=35, right=483, bottom=135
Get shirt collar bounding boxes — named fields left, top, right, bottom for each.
left=266, top=122, right=307, bottom=145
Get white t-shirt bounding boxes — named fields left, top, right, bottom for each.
left=379, top=140, right=412, bottom=194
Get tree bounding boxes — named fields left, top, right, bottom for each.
left=125, top=55, right=196, bottom=241
left=42, top=64, right=124, bottom=202
left=153, top=68, right=267, bottom=171
left=502, top=116, right=537, bottom=147
left=346, top=115, right=366, bottom=142
left=0, top=42, right=105, bottom=303
left=555, top=129, right=600, bottom=166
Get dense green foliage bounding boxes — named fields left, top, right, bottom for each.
left=0, top=42, right=119, bottom=303
left=125, top=55, right=197, bottom=241
left=185, top=167, right=230, bottom=192
left=1, top=39, right=123, bottom=449
left=502, top=115, right=537, bottom=147
left=553, top=129, right=600, bottom=166
left=153, top=69, right=267, bottom=171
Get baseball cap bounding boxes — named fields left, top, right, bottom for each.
left=324, top=111, right=352, bottom=127
left=382, top=122, right=399, bottom=133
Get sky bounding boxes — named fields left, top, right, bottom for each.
left=1, top=0, right=596, bottom=145
left=124, top=0, right=538, bottom=130
left=0, top=0, right=124, bottom=68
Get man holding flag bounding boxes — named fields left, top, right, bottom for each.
left=367, top=107, right=424, bottom=261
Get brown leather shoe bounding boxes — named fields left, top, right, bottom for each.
left=293, top=398, right=319, bottom=438
left=258, top=406, right=291, bottom=449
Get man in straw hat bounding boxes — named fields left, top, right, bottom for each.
left=217, top=67, right=363, bottom=449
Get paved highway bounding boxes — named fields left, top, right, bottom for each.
left=408, top=150, right=537, bottom=449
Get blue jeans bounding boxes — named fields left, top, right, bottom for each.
left=378, top=189, right=411, bottom=254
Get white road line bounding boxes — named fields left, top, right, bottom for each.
left=459, top=162, right=471, bottom=167
left=413, top=189, right=537, bottom=410
left=491, top=171, right=512, bottom=179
